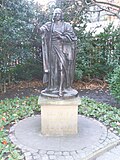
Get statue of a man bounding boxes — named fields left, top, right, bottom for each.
left=36, top=8, right=78, bottom=98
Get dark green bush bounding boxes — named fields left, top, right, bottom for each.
left=109, top=65, right=120, bottom=103
left=75, top=69, right=83, bottom=81
left=75, top=24, right=120, bottom=81
left=0, top=0, right=48, bottom=92
left=14, top=58, right=43, bottom=81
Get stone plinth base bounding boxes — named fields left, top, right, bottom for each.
left=38, top=96, right=81, bottom=136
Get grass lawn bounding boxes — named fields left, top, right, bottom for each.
left=0, top=96, right=120, bottom=159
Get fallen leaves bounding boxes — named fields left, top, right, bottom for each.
left=6, top=80, right=44, bottom=91
left=73, top=79, right=108, bottom=90
left=3, top=79, right=108, bottom=94
left=2, top=117, right=6, bottom=122
left=0, top=96, right=39, bottom=159
left=2, top=140, right=7, bottom=145
left=0, top=126, right=4, bottom=131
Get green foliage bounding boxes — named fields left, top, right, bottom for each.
left=0, top=96, right=40, bottom=159
left=13, top=58, right=43, bottom=81
left=75, top=69, right=83, bottom=80
left=109, top=65, right=120, bottom=103
left=0, top=0, right=48, bottom=92
left=79, top=98, right=120, bottom=135
left=76, top=24, right=120, bottom=81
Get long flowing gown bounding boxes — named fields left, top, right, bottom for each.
left=40, top=21, right=77, bottom=97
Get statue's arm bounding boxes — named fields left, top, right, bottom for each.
left=63, top=22, right=77, bottom=42
left=34, top=22, right=50, bottom=34
left=40, top=24, right=49, bottom=33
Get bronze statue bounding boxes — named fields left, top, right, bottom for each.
left=36, top=8, right=78, bottom=98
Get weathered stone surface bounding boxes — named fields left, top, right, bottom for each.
left=49, top=155, right=56, bottom=160
left=62, top=152, right=69, bottom=156
left=9, top=115, right=120, bottom=160
left=47, top=151, right=55, bottom=155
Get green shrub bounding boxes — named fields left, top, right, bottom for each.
left=109, top=65, right=120, bottom=103
left=14, top=58, right=43, bottom=81
left=75, top=69, right=83, bottom=80
left=76, top=24, right=120, bottom=81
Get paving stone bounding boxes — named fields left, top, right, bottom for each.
left=49, top=155, right=56, bottom=160
left=108, top=132, right=119, bottom=140
left=22, top=149, right=28, bottom=153
left=97, top=143, right=105, bottom=149
left=99, top=139, right=105, bottom=143
left=41, top=155, right=49, bottom=160
left=72, top=153, right=81, bottom=159
left=76, top=149, right=86, bottom=154
left=28, top=149, right=38, bottom=154
left=9, top=127, right=15, bottom=133
left=21, top=146, right=29, bottom=151
left=25, top=155, right=33, bottom=160
left=39, top=150, right=47, bottom=155
left=24, top=152, right=32, bottom=157
left=62, top=152, right=69, bottom=156
left=110, top=145, right=120, bottom=155
left=64, top=155, right=74, bottom=160
left=70, top=151, right=77, bottom=156
left=103, top=138, right=112, bottom=143
left=82, top=146, right=94, bottom=154
left=93, top=146, right=102, bottom=152
left=9, top=134, right=14, bottom=139
left=56, top=156, right=65, bottom=160
left=54, top=151, right=62, bottom=155
left=17, top=144, right=25, bottom=149
left=47, top=151, right=55, bottom=155
left=78, top=152, right=86, bottom=159
left=33, top=155, right=41, bottom=159
left=9, top=125, right=17, bottom=132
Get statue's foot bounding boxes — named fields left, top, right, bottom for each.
left=44, top=88, right=53, bottom=92
left=58, top=90, right=63, bottom=97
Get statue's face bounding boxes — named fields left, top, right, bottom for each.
left=53, top=8, right=62, bottom=21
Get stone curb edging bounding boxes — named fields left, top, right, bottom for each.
left=82, top=140, right=120, bottom=160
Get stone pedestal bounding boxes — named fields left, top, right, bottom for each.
left=38, top=96, right=81, bottom=136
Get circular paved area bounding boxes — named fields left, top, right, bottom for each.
left=9, top=115, right=120, bottom=160
left=12, top=115, right=106, bottom=151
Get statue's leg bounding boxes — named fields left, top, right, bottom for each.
left=59, top=63, right=64, bottom=97
left=68, top=60, right=73, bottom=87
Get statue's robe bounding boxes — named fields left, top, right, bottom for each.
left=40, top=21, right=77, bottom=90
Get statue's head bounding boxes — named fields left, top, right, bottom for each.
left=52, top=8, right=63, bottom=21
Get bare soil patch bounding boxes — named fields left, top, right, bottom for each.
left=0, top=80, right=119, bottom=108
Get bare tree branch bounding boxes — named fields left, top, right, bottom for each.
left=87, top=9, right=104, bottom=12
left=56, top=0, right=120, bottom=20
left=95, top=3, right=120, bottom=19
left=92, top=0, right=120, bottom=9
